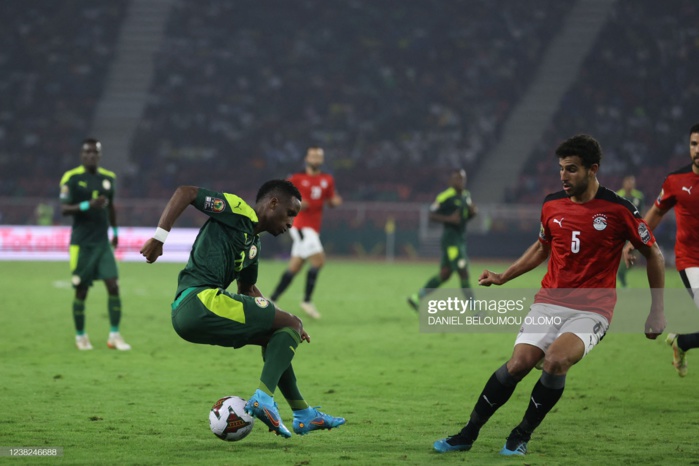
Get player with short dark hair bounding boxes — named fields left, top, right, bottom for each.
left=59, top=138, right=130, bottom=351
left=408, top=168, right=477, bottom=310
left=140, top=181, right=345, bottom=438
left=625, top=123, right=699, bottom=377
left=434, top=134, right=665, bottom=456
left=269, top=146, right=342, bottom=319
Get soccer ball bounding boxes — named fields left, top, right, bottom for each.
left=209, top=396, right=255, bottom=441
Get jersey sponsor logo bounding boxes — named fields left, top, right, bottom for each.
left=592, top=213, right=607, bottom=231
left=248, top=244, right=257, bottom=259
left=638, top=223, right=651, bottom=244
left=682, top=185, right=693, bottom=195
left=552, top=217, right=564, bottom=227
left=102, top=179, right=111, bottom=190
left=255, top=297, right=269, bottom=308
left=204, top=196, right=226, bottom=213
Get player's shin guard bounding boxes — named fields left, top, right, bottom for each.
left=73, top=299, right=86, bottom=333
left=304, top=267, right=320, bottom=302
left=259, top=328, right=301, bottom=396
left=463, top=363, right=520, bottom=441
left=108, top=295, right=121, bottom=330
left=271, top=271, right=295, bottom=301
left=517, top=370, right=565, bottom=434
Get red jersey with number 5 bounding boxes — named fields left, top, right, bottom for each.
left=655, top=165, right=699, bottom=271
left=288, top=172, right=336, bottom=233
left=535, top=187, right=655, bottom=321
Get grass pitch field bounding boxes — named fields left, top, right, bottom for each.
left=1, top=259, right=698, bottom=465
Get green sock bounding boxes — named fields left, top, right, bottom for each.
left=108, top=295, right=121, bottom=329
left=418, top=275, right=442, bottom=298
left=73, top=299, right=85, bottom=334
left=259, top=328, right=301, bottom=396
left=460, top=277, right=474, bottom=300
left=278, top=364, right=309, bottom=410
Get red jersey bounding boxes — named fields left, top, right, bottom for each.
left=655, top=165, right=699, bottom=270
left=288, top=171, right=336, bottom=233
left=535, top=187, right=655, bottom=321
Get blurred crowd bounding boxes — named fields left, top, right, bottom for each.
left=0, top=1, right=126, bottom=197
left=510, top=0, right=699, bottom=204
left=1, top=0, right=697, bottom=214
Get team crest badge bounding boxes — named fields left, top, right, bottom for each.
left=592, top=213, right=607, bottom=231
left=102, top=179, right=111, bottom=190
left=255, top=297, right=269, bottom=308
left=638, top=223, right=651, bottom=244
left=204, top=196, right=226, bottom=213
left=248, top=245, right=257, bottom=259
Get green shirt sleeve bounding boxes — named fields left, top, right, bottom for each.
left=193, top=188, right=259, bottom=228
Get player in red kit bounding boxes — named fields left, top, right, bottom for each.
left=434, top=134, right=665, bottom=456
left=625, top=123, right=699, bottom=377
left=270, top=147, right=342, bottom=319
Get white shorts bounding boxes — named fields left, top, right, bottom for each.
left=289, top=227, right=324, bottom=259
left=514, top=303, right=609, bottom=357
left=680, top=267, right=699, bottom=309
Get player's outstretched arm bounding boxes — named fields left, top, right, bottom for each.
left=140, top=186, right=199, bottom=263
left=636, top=242, right=666, bottom=339
left=479, top=240, right=550, bottom=287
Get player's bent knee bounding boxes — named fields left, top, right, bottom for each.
left=541, top=354, right=574, bottom=374
left=272, top=309, right=303, bottom=334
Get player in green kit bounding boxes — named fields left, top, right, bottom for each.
left=616, top=175, right=645, bottom=287
left=408, top=168, right=477, bottom=310
left=140, top=181, right=345, bottom=438
left=59, top=138, right=130, bottom=351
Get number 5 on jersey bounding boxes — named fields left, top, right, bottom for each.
left=571, top=230, right=580, bottom=253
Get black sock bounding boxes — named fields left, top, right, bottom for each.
left=304, top=267, right=320, bottom=302
left=458, top=364, right=520, bottom=443
left=677, top=332, right=699, bottom=351
left=271, top=271, right=294, bottom=301
left=517, top=370, right=566, bottom=435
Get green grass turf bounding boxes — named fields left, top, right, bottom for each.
left=1, top=259, right=698, bottom=465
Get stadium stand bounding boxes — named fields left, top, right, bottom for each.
left=510, top=0, right=699, bottom=204
left=126, top=0, right=572, bottom=202
left=0, top=1, right=127, bottom=198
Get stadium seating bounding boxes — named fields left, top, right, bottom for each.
left=127, top=0, right=572, bottom=202
left=0, top=1, right=126, bottom=197
left=510, top=0, right=699, bottom=204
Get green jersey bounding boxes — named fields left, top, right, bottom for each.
left=616, top=188, right=645, bottom=214
left=59, top=166, right=116, bottom=245
left=431, top=187, right=474, bottom=244
left=176, top=189, right=262, bottom=297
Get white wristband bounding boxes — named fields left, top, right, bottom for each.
left=153, top=227, right=169, bottom=243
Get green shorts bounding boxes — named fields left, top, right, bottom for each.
left=440, top=242, right=468, bottom=271
left=69, top=242, right=118, bottom=288
left=171, top=287, right=277, bottom=348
